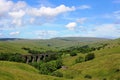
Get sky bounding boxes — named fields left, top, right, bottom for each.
left=0, top=0, right=120, bottom=39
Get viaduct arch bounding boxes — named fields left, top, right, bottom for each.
left=22, top=54, right=49, bottom=63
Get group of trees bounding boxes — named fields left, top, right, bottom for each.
left=59, top=44, right=108, bottom=57
left=22, top=47, right=44, bottom=54
left=22, top=47, right=59, bottom=55
left=28, top=52, right=63, bottom=75
left=39, top=59, right=63, bottom=75
left=45, top=53, right=61, bottom=62
left=0, top=51, right=63, bottom=76
left=75, top=53, right=95, bottom=64
left=0, top=53, right=23, bottom=62
left=59, top=45, right=95, bottom=55
left=30, top=58, right=63, bottom=75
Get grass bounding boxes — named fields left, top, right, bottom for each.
left=62, top=53, right=85, bottom=66
left=59, top=53, right=120, bottom=80
left=59, top=39, right=120, bottom=80
left=0, top=61, right=67, bottom=80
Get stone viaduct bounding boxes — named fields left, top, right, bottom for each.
left=22, top=53, right=49, bottom=63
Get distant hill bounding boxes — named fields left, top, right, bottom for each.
left=0, top=37, right=113, bottom=54
left=53, top=37, right=110, bottom=42
left=0, top=38, right=23, bottom=41
left=0, top=37, right=110, bottom=42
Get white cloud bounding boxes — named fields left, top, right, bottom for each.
left=82, top=24, right=120, bottom=38
left=28, top=5, right=75, bottom=17
left=76, top=17, right=87, bottom=24
left=0, top=0, right=75, bottom=29
left=66, top=22, right=77, bottom=30
left=12, top=19, right=23, bottom=26
left=0, top=0, right=13, bottom=16
left=9, top=10, right=25, bottom=18
left=75, top=26, right=87, bottom=32
left=0, top=33, right=3, bottom=36
left=35, top=30, right=58, bottom=39
left=96, top=11, right=120, bottom=25
left=103, top=11, right=120, bottom=20
left=0, top=0, right=26, bottom=16
left=9, top=31, right=20, bottom=35
left=78, top=5, right=91, bottom=10
left=63, top=24, right=120, bottom=38
left=113, top=10, right=120, bottom=19
left=30, top=18, right=35, bottom=24
left=13, top=1, right=27, bottom=10
left=0, top=0, right=27, bottom=28
left=65, top=17, right=87, bottom=31
left=8, top=10, right=26, bottom=26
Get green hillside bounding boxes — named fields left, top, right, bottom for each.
left=0, top=37, right=119, bottom=80
left=0, top=61, right=66, bottom=80
left=60, top=52, right=120, bottom=80
left=0, top=37, right=109, bottom=54
left=54, top=37, right=110, bottom=42
left=58, top=38, right=120, bottom=80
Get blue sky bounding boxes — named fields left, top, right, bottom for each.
left=0, top=0, right=120, bottom=39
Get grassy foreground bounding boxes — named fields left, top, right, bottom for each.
left=60, top=53, right=120, bottom=80
left=0, top=61, right=66, bottom=80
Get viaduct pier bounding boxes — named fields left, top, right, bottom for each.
left=22, top=54, right=49, bottom=63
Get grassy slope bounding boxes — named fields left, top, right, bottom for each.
left=0, top=61, right=67, bottom=80
left=59, top=39, right=120, bottom=80
left=55, top=37, right=109, bottom=42
left=0, top=38, right=119, bottom=80
left=0, top=37, right=107, bottom=54
left=0, top=39, right=83, bottom=54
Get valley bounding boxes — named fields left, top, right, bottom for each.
left=0, top=37, right=120, bottom=80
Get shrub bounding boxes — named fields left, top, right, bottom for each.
left=45, top=53, right=60, bottom=62
left=55, top=59, right=63, bottom=69
left=75, top=56, right=84, bottom=63
left=9, top=53, right=23, bottom=62
left=40, top=61, right=57, bottom=75
left=47, top=44, right=51, bottom=47
left=39, top=59, right=63, bottom=75
left=103, top=78, right=107, bottom=80
left=85, top=53, right=95, bottom=61
left=115, top=69, right=120, bottom=73
left=70, top=52, right=77, bottom=56
left=79, top=45, right=93, bottom=53
left=0, top=53, right=9, bottom=60
left=84, top=74, right=92, bottom=79
left=51, top=71, right=63, bottom=77
left=0, top=53, right=23, bottom=62
left=29, top=62, right=43, bottom=70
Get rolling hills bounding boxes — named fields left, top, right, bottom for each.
left=0, top=37, right=110, bottom=54
left=0, top=37, right=119, bottom=80
left=54, top=37, right=110, bottom=42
